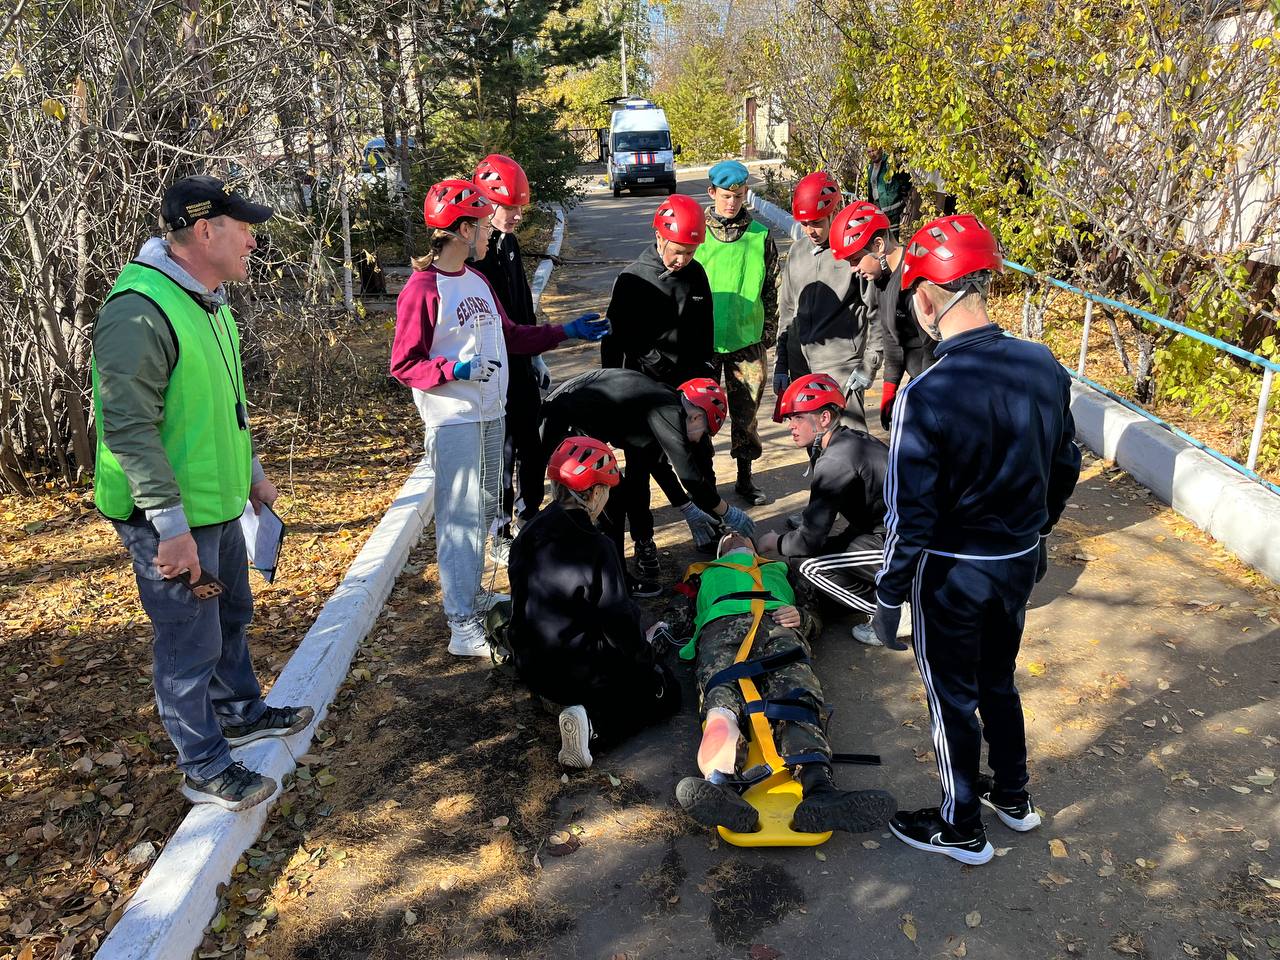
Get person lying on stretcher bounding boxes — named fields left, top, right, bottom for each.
left=660, top=533, right=897, bottom=834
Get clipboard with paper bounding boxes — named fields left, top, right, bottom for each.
left=239, top=502, right=285, bottom=583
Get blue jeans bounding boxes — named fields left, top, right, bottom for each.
left=113, top=518, right=267, bottom=781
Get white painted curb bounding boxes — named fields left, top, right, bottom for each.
left=749, top=188, right=1280, bottom=584
left=531, top=204, right=567, bottom=311
left=96, top=456, right=437, bottom=960
left=1068, top=384, right=1280, bottom=581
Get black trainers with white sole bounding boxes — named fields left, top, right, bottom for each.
left=180, top=761, right=276, bottom=811
left=977, top=774, right=1042, bottom=831
left=634, top=538, right=661, bottom=582
left=888, top=806, right=994, bottom=865
left=223, top=705, right=315, bottom=748
left=626, top=574, right=661, bottom=599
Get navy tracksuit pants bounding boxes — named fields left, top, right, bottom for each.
left=911, top=548, right=1037, bottom=830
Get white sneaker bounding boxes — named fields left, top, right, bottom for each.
left=898, top=603, right=913, bottom=640
left=558, top=705, right=593, bottom=769
left=447, top=618, right=492, bottom=658
left=851, top=621, right=882, bottom=646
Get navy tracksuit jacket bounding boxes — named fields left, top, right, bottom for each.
left=877, top=323, right=1081, bottom=829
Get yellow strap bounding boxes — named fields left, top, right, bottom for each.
left=684, top=559, right=787, bottom=773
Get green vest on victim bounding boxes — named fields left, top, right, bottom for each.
left=695, top=220, right=768, bottom=354
left=681, top=556, right=795, bottom=659
left=92, top=263, right=253, bottom=527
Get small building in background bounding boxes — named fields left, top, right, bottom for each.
left=742, top=89, right=789, bottom=161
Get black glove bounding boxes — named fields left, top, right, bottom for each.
left=872, top=600, right=909, bottom=651
left=1035, top=537, right=1049, bottom=583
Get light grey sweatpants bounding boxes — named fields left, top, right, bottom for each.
left=425, top=418, right=504, bottom=624
left=802, top=338, right=869, bottom=432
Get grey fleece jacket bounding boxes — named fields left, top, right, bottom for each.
left=93, top=238, right=263, bottom=540
left=775, top=236, right=882, bottom=382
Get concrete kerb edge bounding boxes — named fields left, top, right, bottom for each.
left=531, top=203, right=567, bottom=312
left=96, top=457, right=437, bottom=960
left=752, top=190, right=1280, bottom=584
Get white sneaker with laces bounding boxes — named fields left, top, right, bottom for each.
left=558, top=705, right=594, bottom=769
left=447, top=618, right=492, bottom=658
left=851, top=621, right=882, bottom=646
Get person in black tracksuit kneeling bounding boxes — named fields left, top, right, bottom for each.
left=754, top=374, right=906, bottom=647
left=601, top=198, right=719, bottom=575
left=539, top=368, right=757, bottom=595
left=871, top=215, right=1081, bottom=865
left=506, top=437, right=680, bottom=769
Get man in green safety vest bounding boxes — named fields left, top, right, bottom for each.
left=92, top=175, right=313, bottom=812
left=695, top=160, right=780, bottom=506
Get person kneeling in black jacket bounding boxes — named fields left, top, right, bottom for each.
left=506, top=436, right=681, bottom=769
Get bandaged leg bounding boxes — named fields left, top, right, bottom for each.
left=697, top=706, right=741, bottom=778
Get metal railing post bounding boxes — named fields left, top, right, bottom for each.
left=1247, top=368, right=1274, bottom=472
left=1078, top=300, right=1093, bottom=376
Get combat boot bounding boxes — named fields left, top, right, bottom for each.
left=792, top=764, right=896, bottom=834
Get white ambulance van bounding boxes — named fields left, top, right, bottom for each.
left=606, top=97, right=679, bottom=197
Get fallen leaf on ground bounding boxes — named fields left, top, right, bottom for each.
left=1049, top=839, right=1068, bottom=858
left=749, top=946, right=781, bottom=960
left=965, top=910, right=981, bottom=927
left=403, top=908, right=417, bottom=926
left=901, top=914, right=917, bottom=942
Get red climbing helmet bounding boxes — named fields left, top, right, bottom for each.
left=902, top=215, right=1004, bottom=289
left=830, top=201, right=890, bottom=261
left=792, top=171, right=841, bottom=223
left=778, top=374, right=847, bottom=418
left=423, top=178, right=494, bottom=230
left=653, top=194, right=706, bottom=246
left=677, top=378, right=728, bottom=435
left=473, top=154, right=531, bottom=206
left=547, top=436, right=621, bottom=492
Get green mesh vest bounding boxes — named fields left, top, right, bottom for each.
left=92, top=262, right=253, bottom=526
left=679, top=555, right=795, bottom=660
left=694, top=219, right=768, bottom=353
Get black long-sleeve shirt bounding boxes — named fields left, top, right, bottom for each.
left=601, top=243, right=715, bottom=387
left=541, top=368, right=720, bottom=514
left=877, top=324, right=1082, bottom=607
left=873, top=260, right=935, bottom=387
left=779, top=426, right=890, bottom=557
left=472, top=230, right=537, bottom=392
left=508, top=502, right=653, bottom=703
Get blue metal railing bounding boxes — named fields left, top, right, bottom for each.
left=1004, top=259, right=1279, bottom=497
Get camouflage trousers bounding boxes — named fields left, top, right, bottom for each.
left=711, top=341, right=767, bottom=461
left=695, top=613, right=830, bottom=763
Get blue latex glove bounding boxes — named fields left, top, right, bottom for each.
left=773, top=373, right=790, bottom=396
left=679, top=502, right=721, bottom=548
left=721, top=505, right=756, bottom=540
left=872, top=599, right=909, bottom=651
left=454, top=357, right=502, bottom=382
left=564, top=312, right=610, bottom=342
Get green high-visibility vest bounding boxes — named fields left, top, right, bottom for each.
left=92, top=262, right=253, bottom=527
left=679, top=555, right=795, bottom=660
left=695, top=219, right=768, bottom=353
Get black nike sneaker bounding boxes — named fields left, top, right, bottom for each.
left=976, top=774, right=1042, bottom=831
left=634, top=538, right=661, bottom=582
left=626, top=573, right=661, bottom=599
left=888, top=806, right=994, bottom=865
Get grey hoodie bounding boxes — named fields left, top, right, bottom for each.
left=93, top=238, right=262, bottom=539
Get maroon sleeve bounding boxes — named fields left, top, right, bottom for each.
left=468, top=266, right=568, bottom=355
left=389, top=270, right=459, bottom=389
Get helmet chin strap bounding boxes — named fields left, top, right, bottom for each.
left=925, top=272, right=992, bottom=340
left=656, top=238, right=675, bottom=280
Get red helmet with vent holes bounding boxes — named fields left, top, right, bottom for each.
left=677, top=378, right=728, bottom=435
left=547, top=436, right=621, bottom=492
left=902, top=215, right=1004, bottom=288
left=473, top=154, right=531, bottom=206
left=423, top=179, right=494, bottom=229
left=792, top=171, right=841, bottom=223
left=778, top=374, right=847, bottom=419
left=830, top=201, right=890, bottom=261
left=653, top=195, right=706, bottom=246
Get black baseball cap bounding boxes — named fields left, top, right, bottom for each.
left=161, top=175, right=274, bottom=229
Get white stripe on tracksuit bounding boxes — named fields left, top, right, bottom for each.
left=797, top=551, right=881, bottom=613
left=876, top=357, right=945, bottom=595
left=911, top=553, right=960, bottom=823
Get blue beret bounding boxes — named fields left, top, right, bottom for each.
left=708, top=160, right=750, bottom=188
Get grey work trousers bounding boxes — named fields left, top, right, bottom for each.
left=113, top=518, right=267, bottom=781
